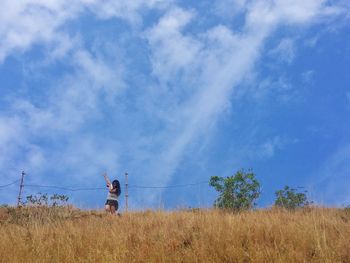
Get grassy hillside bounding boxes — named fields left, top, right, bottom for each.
left=0, top=206, right=349, bottom=262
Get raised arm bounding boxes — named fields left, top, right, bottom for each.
left=103, top=173, right=112, bottom=188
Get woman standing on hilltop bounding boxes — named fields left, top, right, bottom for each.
left=103, top=173, right=121, bottom=214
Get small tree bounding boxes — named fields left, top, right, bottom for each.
left=209, top=169, right=261, bottom=211
left=274, top=186, right=311, bottom=209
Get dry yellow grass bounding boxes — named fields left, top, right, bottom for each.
left=0, top=206, right=349, bottom=263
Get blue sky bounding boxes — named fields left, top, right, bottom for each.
left=1, top=0, right=350, bottom=210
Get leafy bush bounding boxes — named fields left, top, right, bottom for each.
left=274, top=186, right=311, bottom=209
left=25, top=192, right=69, bottom=207
left=344, top=205, right=350, bottom=213
left=209, top=169, right=261, bottom=211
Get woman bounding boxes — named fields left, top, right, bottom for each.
left=103, top=173, right=121, bottom=214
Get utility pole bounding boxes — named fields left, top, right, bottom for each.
left=125, top=172, right=128, bottom=212
left=17, top=171, right=25, bottom=207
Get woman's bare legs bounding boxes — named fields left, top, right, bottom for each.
left=105, top=204, right=117, bottom=215
left=110, top=205, right=116, bottom=214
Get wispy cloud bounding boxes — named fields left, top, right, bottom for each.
left=269, top=38, right=296, bottom=64
left=259, top=136, right=295, bottom=159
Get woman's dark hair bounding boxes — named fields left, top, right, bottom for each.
left=112, top=180, right=121, bottom=196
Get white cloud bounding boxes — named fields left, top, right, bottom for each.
left=302, top=70, right=315, bottom=84
left=0, top=115, right=46, bottom=206
left=269, top=38, right=296, bottom=64
left=0, top=0, right=170, bottom=63
left=0, top=117, right=25, bottom=170
left=214, top=0, right=248, bottom=19
left=86, top=0, right=170, bottom=24
left=0, top=0, right=80, bottom=62
left=243, top=76, right=293, bottom=101
left=52, top=135, right=120, bottom=184
left=229, top=135, right=297, bottom=162
left=10, top=46, right=125, bottom=134
left=146, top=7, right=201, bottom=84
left=244, top=0, right=348, bottom=36
left=259, top=136, right=295, bottom=158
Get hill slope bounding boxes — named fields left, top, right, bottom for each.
left=0, top=207, right=349, bottom=262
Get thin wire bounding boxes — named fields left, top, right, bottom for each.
left=22, top=181, right=209, bottom=191
left=129, top=181, right=209, bottom=189
left=0, top=179, right=20, bottom=188
left=24, top=184, right=105, bottom=192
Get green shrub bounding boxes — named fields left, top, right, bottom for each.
left=210, top=169, right=261, bottom=211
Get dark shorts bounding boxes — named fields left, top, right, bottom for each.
left=105, top=199, right=118, bottom=210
